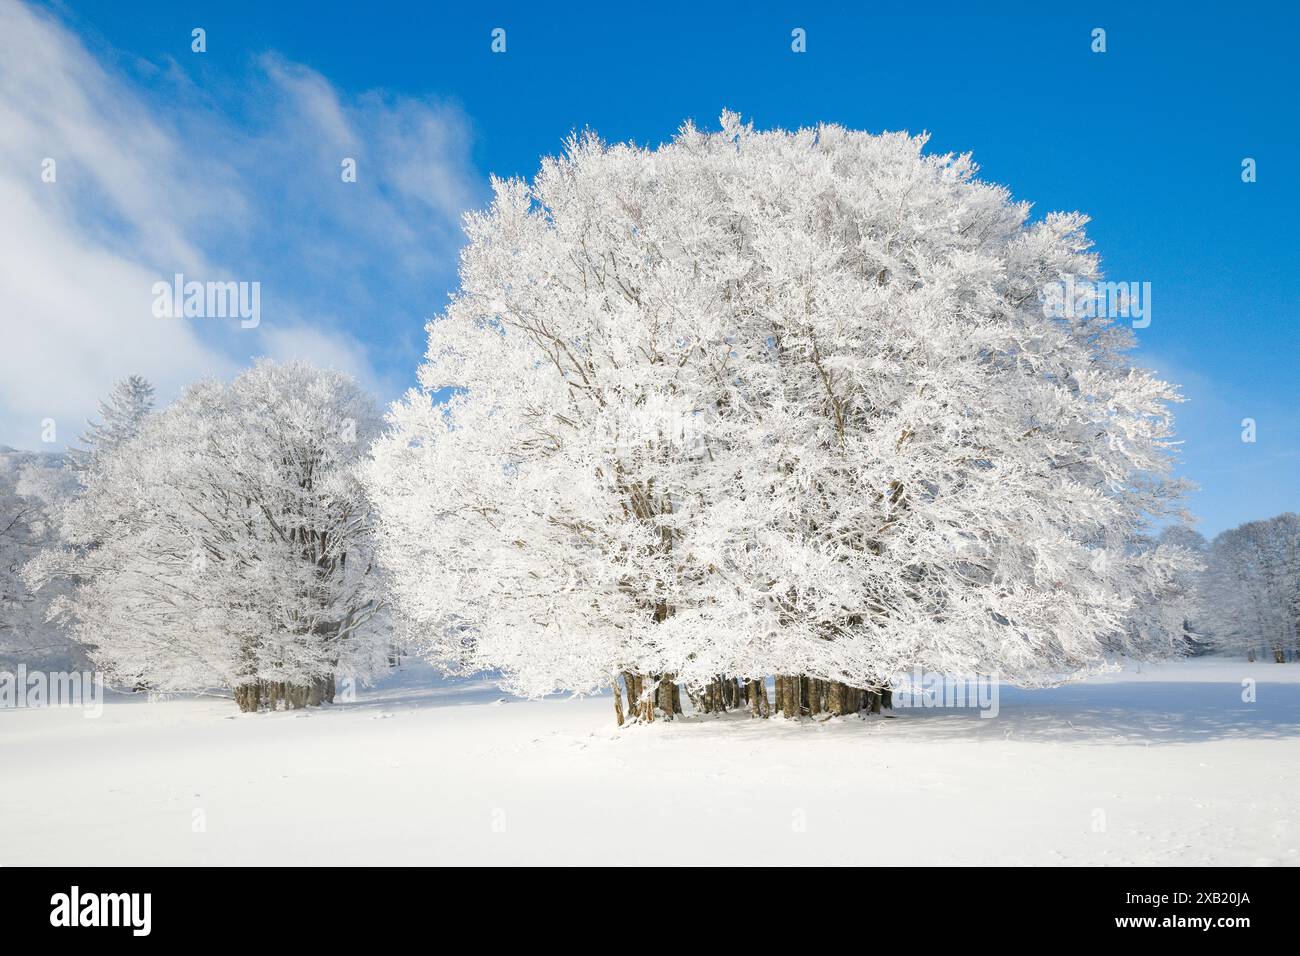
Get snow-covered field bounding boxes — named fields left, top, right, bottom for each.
left=2, top=657, right=1298, bottom=866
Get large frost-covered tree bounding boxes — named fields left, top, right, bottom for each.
left=365, top=114, right=1193, bottom=722
left=1202, top=515, right=1300, bottom=662
left=27, top=361, right=388, bottom=710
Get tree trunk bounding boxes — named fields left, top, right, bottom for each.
left=827, top=680, right=845, bottom=716
left=612, top=679, right=625, bottom=726
left=639, top=673, right=654, bottom=722
left=656, top=675, right=678, bottom=720
left=622, top=672, right=637, bottom=719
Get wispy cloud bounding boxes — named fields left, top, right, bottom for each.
left=0, top=0, right=479, bottom=448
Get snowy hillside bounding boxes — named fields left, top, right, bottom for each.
left=2, top=657, right=1296, bottom=866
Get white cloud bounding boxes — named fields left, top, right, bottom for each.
left=257, top=323, right=388, bottom=398
left=0, top=0, right=476, bottom=449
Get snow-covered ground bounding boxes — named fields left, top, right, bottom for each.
left=2, top=657, right=1298, bottom=865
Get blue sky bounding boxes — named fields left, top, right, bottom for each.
left=2, top=1, right=1295, bottom=536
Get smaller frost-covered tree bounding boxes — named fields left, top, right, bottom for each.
left=27, top=361, right=388, bottom=710
left=1127, top=525, right=1208, bottom=655
left=71, top=374, right=155, bottom=475
left=0, top=450, right=81, bottom=669
left=1203, top=515, right=1300, bottom=662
